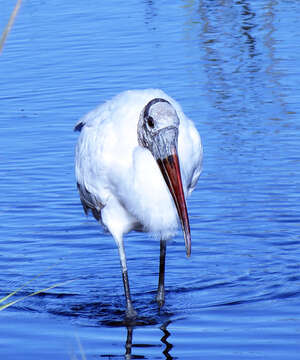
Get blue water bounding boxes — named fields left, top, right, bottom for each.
left=1, top=0, right=300, bottom=359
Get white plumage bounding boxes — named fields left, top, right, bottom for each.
left=75, top=89, right=202, bottom=318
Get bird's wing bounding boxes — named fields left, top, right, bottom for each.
left=74, top=103, right=113, bottom=222
left=178, top=115, right=203, bottom=197
left=187, top=121, right=203, bottom=195
left=76, top=182, right=103, bottom=221
left=74, top=95, right=140, bottom=225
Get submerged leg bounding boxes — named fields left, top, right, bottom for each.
left=116, top=238, right=137, bottom=319
left=156, top=239, right=167, bottom=307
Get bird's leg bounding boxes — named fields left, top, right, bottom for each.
left=116, top=239, right=137, bottom=320
left=156, top=239, right=167, bottom=307
left=122, top=268, right=137, bottom=319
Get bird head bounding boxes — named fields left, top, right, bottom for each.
left=138, top=98, right=191, bottom=257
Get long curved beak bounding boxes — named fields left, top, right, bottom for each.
left=153, top=127, right=191, bottom=257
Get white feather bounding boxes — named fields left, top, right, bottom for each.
left=75, top=89, right=202, bottom=240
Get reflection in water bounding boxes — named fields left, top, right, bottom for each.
left=237, top=0, right=257, bottom=57
left=160, top=321, right=173, bottom=360
left=144, top=0, right=157, bottom=21
left=198, top=0, right=261, bottom=113
left=180, top=0, right=289, bottom=173
left=263, top=0, right=287, bottom=118
left=181, top=0, right=286, bottom=120
left=125, top=326, right=133, bottom=360
left=124, top=321, right=173, bottom=359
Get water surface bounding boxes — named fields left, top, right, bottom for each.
left=1, top=1, right=300, bottom=359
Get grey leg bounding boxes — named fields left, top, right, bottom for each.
left=156, top=239, right=167, bottom=307
left=122, top=269, right=136, bottom=319
left=116, top=238, right=137, bottom=319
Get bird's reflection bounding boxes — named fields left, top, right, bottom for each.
left=125, top=326, right=133, bottom=360
left=124, top=320, right=173, bottom=359
left=160, top=320, right=173, bottom=360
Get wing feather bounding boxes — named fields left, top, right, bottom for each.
left=76, top=182, right=103, bottom=221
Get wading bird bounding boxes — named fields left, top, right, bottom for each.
left=74, top=89, right=202, bottom=319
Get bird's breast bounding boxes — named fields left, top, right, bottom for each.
left=110, top=146, right=179, bottom=239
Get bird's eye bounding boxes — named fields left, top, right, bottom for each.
left=147, top=116, right=154, bottom=128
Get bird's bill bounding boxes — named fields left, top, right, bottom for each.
left=156, top=149, right=191, bottom=257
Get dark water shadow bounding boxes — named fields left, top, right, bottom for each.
left=38, top=288, right=174, bottom=326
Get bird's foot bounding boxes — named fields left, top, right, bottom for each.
left=125, top=305, right=137, bottom=322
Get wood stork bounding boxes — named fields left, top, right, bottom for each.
left=74, top=89, right=202, bottom=319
